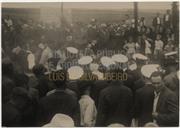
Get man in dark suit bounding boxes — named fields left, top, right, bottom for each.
left=133, top=80, right=155, bottom=126
left=153, top=13, right=161, bottom=32
left=134, top=71, right=179, bottom=126
left=91, top=80, right=109, bottom=107
left=36, top=70, right=80, bottom=126
left=151, top=72, right=179, bottom=126
left=163, top=60, right=179, bottom=98
left=95, top=80, right=133, bottom=126
left=163, top=9, right=172, bottom=28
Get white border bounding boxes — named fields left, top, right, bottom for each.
left=0, top=0, right=179, bottom=127
left=2, top=0, right=180, bottom=2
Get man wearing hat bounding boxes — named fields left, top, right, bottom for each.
left=37, top=70, right=80, bottom=126
left=95, top=69, right=133, bottom=126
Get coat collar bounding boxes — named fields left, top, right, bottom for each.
left=156, top=86, right=166, bottom=112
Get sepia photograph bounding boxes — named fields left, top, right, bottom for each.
left=1, top=1, right=179, bottom=127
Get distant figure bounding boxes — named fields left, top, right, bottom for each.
left=163, top=9, right=171, bottom=28
left=139, top=17, right=146, bottom=28
left=4, top=15, right=13, bottom=28
left=39, top=42, right=53, bottom=69
left=154, top=34, right=164, bottom=60
left=153, top=13, right=161, bottom=32
left=123, top=37, right=136, bottom=58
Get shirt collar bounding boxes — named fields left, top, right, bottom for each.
left=154, top=91, right=161, bottom=97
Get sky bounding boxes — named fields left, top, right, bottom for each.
left=2, top=2, right=174, bottom=10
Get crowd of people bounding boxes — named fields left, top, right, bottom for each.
left=2, top=9, right=179, bottom=127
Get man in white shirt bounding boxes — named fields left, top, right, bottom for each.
left=150, top=71, right=178, bottom=126
left=133, top=71, right=178, bottom=127
left=78, top=81, right=97, bottom=127
left=39, top=43, right=53, bottom=69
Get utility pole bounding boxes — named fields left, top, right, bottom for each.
left=61, top=2, right=64, bottom=27
left=134, top=2, right=138, bottom=41
left=172, top=2, right=179, bottom=43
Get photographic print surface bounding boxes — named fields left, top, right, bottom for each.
left=2, top=2, right=179, bottom=127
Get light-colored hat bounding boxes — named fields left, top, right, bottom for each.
left=91, top=18, right=96, bottom=22
left=122, top=24, right=127, bottom=28
left=87, top=24, right=92, bottom=28
left=67, top=66, right=84, bottom=80
left=43, top=114, right=74, bottom=127
left=129, top=63, right=137, bottom=71
left=78, top=56, right=93, bottom=65
left=12, top=46, right=21, bottom=54
left=101, top=23, right=107, bottom=27
left=133, top=53, right=148, bottom=60
left=112, top=54, right=128, bottom=63
left=144, top=122, right=159, bottom=127
left=92, top=71, right=104, bottom=80
left=38, top=43, right=45, bottom=49
left=100, top=56, right=115, bottom=67
left=66, top=35, right=73, bottom=41
left=164, top=51, right=178, bottom=56
left=108, top=123, right=125, bottom=127
left=27, top=53, right=35, bottom=70
left=141, top=64, right=160, bottom=78
left=66, top=47, right=78, bottom=54
left=90, top=63, right=99, bottom=71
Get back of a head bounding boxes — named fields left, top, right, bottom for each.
left=32, top=64, right=47, bottom=77
left=14, top=73, right=29, bottom=89
left=50, top=70, right=67, bottom=89
left=11, top=87, right=30, bottom=107
left=78, top=80, right=93, bottom=96
left=2, top=76, right=15, bottom=103
left=2, top=58, right=14, bottom=77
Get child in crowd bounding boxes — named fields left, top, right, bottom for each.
left=154, top=34, right=164, bottom=59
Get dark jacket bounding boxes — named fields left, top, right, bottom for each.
left=133, top=85, right=154, bottom=126
left=2, top=103, right=22, bottom=127
left=95, top=81, right=133, bottom=126
left=156, top=86, right=179, bottom=126
left=91, top=80, right=109, bottom=107
left=134, top=85, right=179, bottom=126
left=163, top=72, right=179, bottom=98
left=37, top=90, right=80, bottom=126
left=153, top=17, right=161, bottom=27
